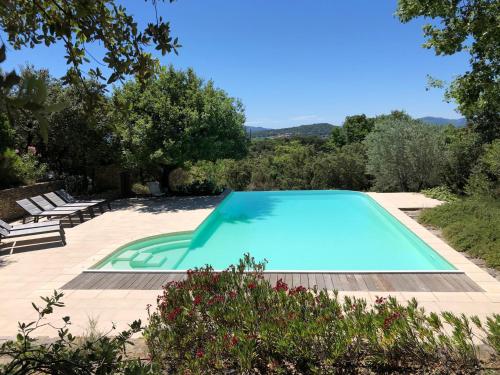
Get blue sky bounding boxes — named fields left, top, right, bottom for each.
left=1, top=0, right=468, bottom=128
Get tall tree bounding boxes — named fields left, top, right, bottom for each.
left=397, top=0, right=500, bottom=141
left=113, top=66, right=248, bottom=184
left=0, top=0, right=180, bottom=140
left=343, top=114, right=375, bottom=144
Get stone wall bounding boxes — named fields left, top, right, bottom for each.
left=0, top=181, right=63, bottom=221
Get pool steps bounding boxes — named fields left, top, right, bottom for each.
left=112, top=232, right=195, bottom=269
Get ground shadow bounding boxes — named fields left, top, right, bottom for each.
left=0, top=235, right=65, bottom=255
left=113, top=195, right=226, bottom=214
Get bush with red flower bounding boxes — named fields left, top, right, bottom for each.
left=144, top=254, right=500, bottom=374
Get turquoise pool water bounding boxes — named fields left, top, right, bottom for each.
left=95, top=191, right=455, bottom=271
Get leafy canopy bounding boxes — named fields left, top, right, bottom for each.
left=364, top=115, right=445, bottom=192
left=397, top=0, right=500, bottom=141
left=113, top=66, right=248, bottom=175
left=0, top=0, right=180, bottom=86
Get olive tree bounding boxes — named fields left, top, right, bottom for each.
left=364, top=117, right=445, bottom=192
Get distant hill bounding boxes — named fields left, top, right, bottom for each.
left=245, top=125, right=270, bottom=134
left=418, top=117, right=467, bottom=127
left=250, top=123, right=336, bottom=139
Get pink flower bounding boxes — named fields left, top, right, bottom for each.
left=273, top=279, right=288, bottom=292
left=27, top=145, right=36, bottom=155
left=196, top=348, right=204, bottom=358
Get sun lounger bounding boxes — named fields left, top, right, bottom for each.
left=44, top=192, right=104, bottom=214
left=0, top=219, right=66, bottom=245
left=147, top=181, right=166, bottom=197
left=16, top=198, right=84, bottom=226
left=0, top=218, right=59, bottom=231
left=56, top=189, right=111, bottom=210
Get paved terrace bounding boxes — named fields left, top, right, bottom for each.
left=0, top=192, right=499, bottom=337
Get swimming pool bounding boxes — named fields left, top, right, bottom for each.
left=94, top=191, right=455, bottom=272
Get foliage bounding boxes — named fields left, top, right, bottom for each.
left=326, top=126, right=347, bottom=149
left=421, top=186, right=459, bottom=203
left=169, top=161, right=225, bottom=195
left=132, top=183, right=150, bottom=196
left=0, top=0, right=179, bottom=87
left=145, top=254, right=499, bottom=373
left=0, top=148, right=47, bottom=189
left=343, top=114, right=375, bottom=144
left=364, top=116, right=445, bottom=191
left=311, top=142, right=371, bottom=190
left=112, top=66, right=247, bottom=181
left=0, top=59, right=67, bottom=144
left=0, top=291, right=155, bottom=374
left=397, top=0, right=500, bottom=141
left=442, top=127, right=482, bottom=193
left=419, top=197, right=500, bottom=269
left=465, top=139, right=500, bottom=198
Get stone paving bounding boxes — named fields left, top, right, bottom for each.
left=0, top=192, right=499, bottom=338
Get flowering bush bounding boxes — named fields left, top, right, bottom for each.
left=145, top=254, right=499, bottom=374
left=0, top=291, right=155, bottom=374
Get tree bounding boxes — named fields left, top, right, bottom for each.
left=326, top=126, right=346, bottom=149
left=442, top=126, right=482, bottom=193
left=113, top=66, right=248, bottom=184
left=343, top=114, right=375, bottom=144
left=0, top=0, right=180, bottom=87
left=364, top=117, right=445, bottom=192
left=311, top=143, right=370, bottom=191
left=0, top=0, right=180, bottom=142
left=397, top=0, right=500, bottom=141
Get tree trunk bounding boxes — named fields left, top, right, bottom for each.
left=160, top=164, right=176, bottom=191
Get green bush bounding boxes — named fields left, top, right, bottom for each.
left=144, top=255, right=499, bottom=373
left=364, top=116, right=445, bottom=192
left=0, top=291, right=154, bottom=374
left=0, top=148, right=47, bottom=189
left=419, top=197, right=500, bottom=268
left=169, top=161, right=224, bottom=195
left=132, top=182, right=150, bottom=195
left=421, top=186, right=459, bottom=202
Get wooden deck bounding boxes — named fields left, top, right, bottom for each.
left=62, top=272, right=483, bottom=292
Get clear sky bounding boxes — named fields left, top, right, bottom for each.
left=1, top=0, right=469, bottom=128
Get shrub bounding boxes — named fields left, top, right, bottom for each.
left=132, top=182, right=150, bottom=195
left=364, top=117, right=445, bottom=192
left=421, top=186, right=459, bottom=202
left=169, top=161, right=224, bottom=195
left=144, top=255, right=499, bottom=374
left=419, top=197, right=500, bottom=268
left=0, top=148, right=47, bottom=189
left=0, top=291, right=154, bottom=374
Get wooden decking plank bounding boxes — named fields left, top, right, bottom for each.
left=362, top=274, right=378, bottom=291
left=374, top=274, right=394, bottom=292
left=353, top=274, right=368, bottom=291
left=130, top=273, right=155, bottom=289
left=431, top=274, right=455, bottom=292
left=458, top=275, right=483, bottom=292
left=268, top=273, right=278, bottom=287
left=323, top=274, right=335, bottom=291
left=62, top=272, right=480, bottom=292
left=345, top=274, right=359, bottom=291
left=329, top=274, right=342, bottom=290
left=393, top=274, right=414, bottom=291
left=308, top=273, right=318, bottom=289
left=283, top=273, right=294, bottom=287
left=300, top=273, right=309, bottom=288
